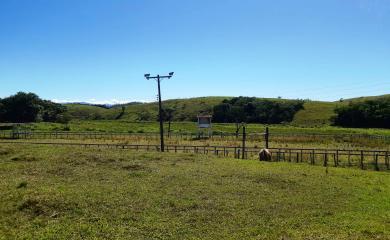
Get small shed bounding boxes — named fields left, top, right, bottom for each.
left=197, top=115, right=212, bottom=138
left=197, top=115, right=212, bottom=128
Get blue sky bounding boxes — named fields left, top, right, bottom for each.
left=0, top=0, right=389, bottom=103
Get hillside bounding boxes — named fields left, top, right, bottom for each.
left=64, top=94, right=389, bottom=127
left=291, top=101, right=340, bottom=126
left=65, top=104, right=122, bottom=120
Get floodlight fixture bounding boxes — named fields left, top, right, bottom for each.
left=169, top=72, right=174, bottom=76
left=144, top=73, right=150, bottom=78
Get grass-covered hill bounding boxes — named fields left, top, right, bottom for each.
left=64, top=94, right=389, bottom=127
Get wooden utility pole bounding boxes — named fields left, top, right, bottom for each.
left=157, top=75, right=164, bottom=152
left=144, top=72, right=174, bottom=152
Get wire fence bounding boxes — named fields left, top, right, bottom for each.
left=1, top=130, right=389, bottom=143
left=1, top=141, right=389, bottom=171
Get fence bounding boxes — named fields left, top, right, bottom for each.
left=1, top=141, right=389, bottom=171
left=1, top=130, right=389, bottom=142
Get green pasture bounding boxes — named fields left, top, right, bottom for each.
left=25, top=120, right=390, bottom=136
left=0, top=144, right=389, bottom=239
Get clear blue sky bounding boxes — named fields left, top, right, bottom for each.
left=0, top=0, right=389, bottom=103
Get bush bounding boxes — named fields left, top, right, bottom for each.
left=213, top=97, right=304, bottom=124
left=332, top=97, right=390, bottom=128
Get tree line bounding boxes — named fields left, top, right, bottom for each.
left=332, top=97, right=390, bottom=129
left=0, top=92, right=68, bottom=123
left=212, top=97, right=304, bottom=124
left=1, top=92, right=389, bottom=129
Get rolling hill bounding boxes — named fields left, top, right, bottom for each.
left=64, top=94, right=389, bottom=127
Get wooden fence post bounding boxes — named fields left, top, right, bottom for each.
left=348, top=151, right=351, bottom=167
left=300, top=149, right=303, bottom=162
left=360, top=150, right=364, bottom=170
left=323, top=152, right=328, bottom=167
left=374, top=153, right=379, bottom=171
left=311, top=150, right=315, bottom=165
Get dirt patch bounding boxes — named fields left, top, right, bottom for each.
left=46, top=166, right=73, bottom=177
left=251, top=175, right=299, bottom=189
left=11, top=155, right=38, bottom=162
left=122, top=164, right=145, bottom=171
left=18, top=199, right=44, bottom=216
left=0, top=148, right=14, bottom=156
left=18, top=196, right=77, bottom=218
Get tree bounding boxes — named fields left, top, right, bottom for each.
left=162, top=107, right=176, bottom=137
left=333, top=98, right=390, bottom=128
left=0, top=92, right=67, bottom=123
left=212, top=97, right=304, bottom=124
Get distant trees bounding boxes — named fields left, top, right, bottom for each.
left=213, top=97, right=304, bottom=124
left=0, top=92, right=68, bottom=123
left=115, top=106, right=126, bottom=120
left=162, top=107, right=176, bottom=136
left=332, top=98, right=390, bottom=128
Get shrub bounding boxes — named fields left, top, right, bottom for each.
left=213, top=97, right=304, bottom=124
left=332, top=97, right=390, bottom=128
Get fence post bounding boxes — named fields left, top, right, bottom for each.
left=242, top=125, right=246, bottom=159
left=386, top=151, right=389, bottom=170
left=360, top=150, right=364, bottom=170
left=348, top=151, right=351, bottom=167
left=312, top=150, right=315, bottom=165
left=374, top=153, right=379, bottom=171
left=265, top=127, right=269, bottom=149
left=323, top=152, right=328, bottom=167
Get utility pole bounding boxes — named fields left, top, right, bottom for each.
left=242, top=123, right=246, bottom=159
left=144, top=72, right=174, bottom=152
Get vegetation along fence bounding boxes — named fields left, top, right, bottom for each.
left=1, top=141, right=388, bottom=171
left=1, top=130, right=389, bottom=143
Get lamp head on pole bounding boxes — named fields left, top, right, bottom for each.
left=144, top=73, right=150, bottom=79
left=169, top=72, right=174, bottom=76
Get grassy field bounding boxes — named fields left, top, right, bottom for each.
left=9, top=120, right=390, bottom=151
left=22, top=120, right=390, bottom=136
left=0, top=144, right=389, bottom=239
